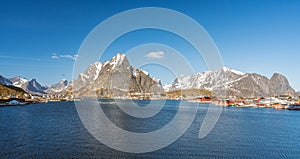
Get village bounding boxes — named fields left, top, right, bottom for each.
left=1, top=91, right=300, bottom=111
left=188, top=95, right=300, bottom=110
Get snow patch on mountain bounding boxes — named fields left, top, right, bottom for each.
left=110, top=53, right=126, bottom=69
left=78, top=62, right=102, bottom=82
left=46, top=79, right=69, bottom=93
left=10, top=77, right=29, bottom=87
left=169, top=67, right=295, bottom=97
left=9, top=77, right=47, bottom=94
left=221, top=67, right=245, bottom=75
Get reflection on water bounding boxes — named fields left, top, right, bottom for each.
left=0, top=101, right=300, bottom=158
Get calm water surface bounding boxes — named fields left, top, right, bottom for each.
left=0, top=100, right=300, bottom=158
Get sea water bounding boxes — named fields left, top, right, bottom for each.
left=0, top=100, right=300, bottom=158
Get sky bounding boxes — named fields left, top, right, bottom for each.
left=0, top=0, right=300, bottom=90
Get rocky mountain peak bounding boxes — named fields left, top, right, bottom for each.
left=28, top=79, right=48, bottom=93
left=103, top=53, right=130, bottom=72
left=81, top=61, right=102, bottom=80
left=271, top=73, right=286, bottom=80
left=10, top=76, right=28, bottom=86
left=46, top=79, right=69, bottom=93
left=270, top=73, right=295, bottom=95
left=71, top=61, right=103, bottom=92
left=111, top=53, right=126, bottom=64
left=219, top=67, right=245, bottom=75
left=7, top=76, right=47, bottom=94
left=169, top=67, right=295, bottom=97
left=60, top=79, right=68, bottom=84
left=70, top=53, right=164, bottom=97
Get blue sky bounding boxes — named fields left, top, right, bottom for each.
left=0, top=0, right=300, bottom=90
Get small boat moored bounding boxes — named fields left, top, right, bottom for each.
left=286, top=103, right=300, bottom=110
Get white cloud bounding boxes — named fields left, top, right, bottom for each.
left=145, top=51, right=165, bottom=59
left=51, top=55, right=59, bottom=59
left=51, top=53, right=78, bottom=60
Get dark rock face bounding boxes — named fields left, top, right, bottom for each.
left=27, top=79, right=48, bottom=93
left=0, top=75, right=12, bottom=85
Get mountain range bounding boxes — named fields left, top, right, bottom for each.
left=0, top=76, right=69, bottom=95
left=0, top=53, right=296, bottom=98
left=166, top=67, right=295, bottom=97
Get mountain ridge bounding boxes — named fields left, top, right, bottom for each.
left=168, top=67, right=295, bottom=97
left=9, top=77, right=48, bottom=94
left=0, top=54, right=296, bottom=98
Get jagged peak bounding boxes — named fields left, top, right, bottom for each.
left=219, top=67, right=245, bottom=75
left=94, top=61, right=101, bottom=65
left=110, top=53, right=127, bottom=69
left=94, top=61, right=102, bottom=68
left=13, top=76, right=28, bottom=80
left=29, top=78, right=37, bottom=82
left=88, top=61, right=101, bottom=68
left=11, top=76, right=29, bottom=83
left=102, top=61, right=109, bottom=66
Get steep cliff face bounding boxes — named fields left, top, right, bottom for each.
left=132, top=67, right=163, bottom=94
left=270, top=73, right=295, bottom=95
left=71, top=62, right=102, bottom=92
left=92, top=53, right=133, bottom=97
left=71, top=53, right=164, bottom=97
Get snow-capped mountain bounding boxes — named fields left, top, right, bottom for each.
left=169, top=67, right=295, bottom=97
left=9, top=77, right=48, bottom=94
left=171, top=67, right=243, bottom=91
left=0, top=75, right=12, bottom=85
left=70, top=61, right=102, bottom=92
left=9, top=76, right=28, bottom=88
left=70, top=53, right=164, bottom=97
left=80, top=61, right=102, bottom=81
left=46, top=79, right=69, bottom=93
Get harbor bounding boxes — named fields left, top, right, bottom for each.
left=189, top=95, right=300, bottom=110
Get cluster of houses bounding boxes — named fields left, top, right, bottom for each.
left=0, top=93, right=74, bottom=106
left=2, top=91, right=300, bottom=110
left=190, top=95, right=300, bottom=110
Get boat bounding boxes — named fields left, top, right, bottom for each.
left=0, top=99, right=29, bottom=106
left=217, top=99, right=235, bottom=107
left=273, top=103, right=285, bottom=110
left=286, top=103, right=300, bottom=110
